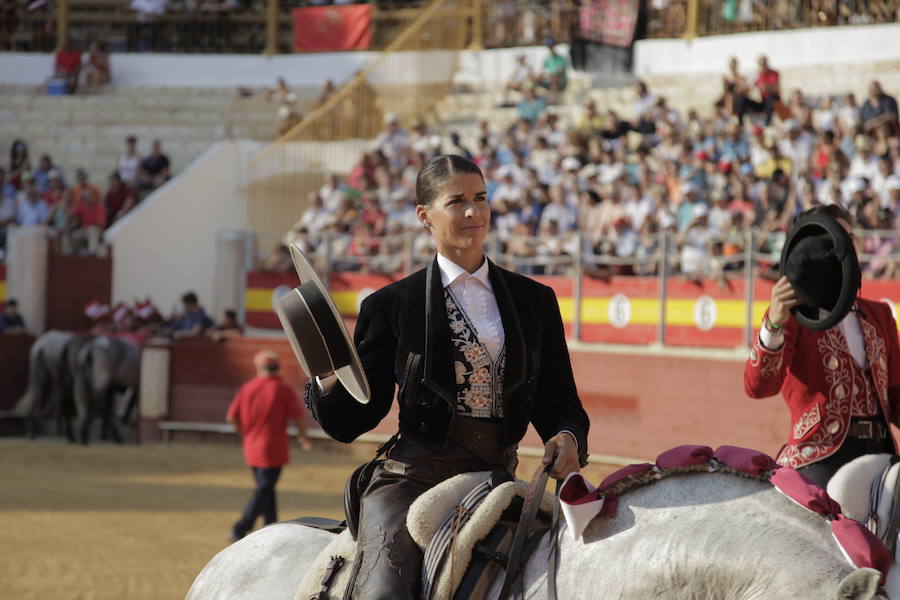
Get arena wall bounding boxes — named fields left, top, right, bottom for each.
left=154, top=334, right=789, bottom=462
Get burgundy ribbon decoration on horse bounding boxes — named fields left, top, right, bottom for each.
left=557, top=442, right=894, bottom=581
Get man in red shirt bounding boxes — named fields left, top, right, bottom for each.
left=54, top=37, right=81, bottom=94
left=227, top=350, right=312, bottom=541
left=736, top=55, right=781, bottom=126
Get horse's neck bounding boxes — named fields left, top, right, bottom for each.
left=543, top=474, right=852, bottom=600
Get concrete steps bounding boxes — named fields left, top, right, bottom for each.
left=0, top=84, right=246, bottom=185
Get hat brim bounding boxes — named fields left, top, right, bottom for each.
left=779, top=213, right=860, bottom=331
left=274, top=243, right=370, bottom=404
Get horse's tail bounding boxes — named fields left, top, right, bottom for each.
left=8, top=338, right=49, bottom=418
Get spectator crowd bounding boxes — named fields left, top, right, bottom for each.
left=280, top=52, right=900, bottom=282
left=0, top=136, right=171, bottom=261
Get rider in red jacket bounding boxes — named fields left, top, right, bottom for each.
left=744, top=204, right=900, bottom=487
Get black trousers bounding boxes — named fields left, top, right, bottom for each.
left=351, top=419, right=516, bottom=600
left=798, top=435, right=894, bottom=489
left=233, top=466, right=282, bottom=538
left=736, top=93, right=779, bottom=125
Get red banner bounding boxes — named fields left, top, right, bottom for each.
left=293, top=4, right=372, bottom=52
left=579, top=0, right=639, bottom=48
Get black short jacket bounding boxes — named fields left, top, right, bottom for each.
left=304, top=257, right=590, bottom=466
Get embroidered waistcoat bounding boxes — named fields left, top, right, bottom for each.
left=445, top=289, right=506, bottom=419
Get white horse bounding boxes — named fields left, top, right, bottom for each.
left=187, top=467, right=888, bottom=600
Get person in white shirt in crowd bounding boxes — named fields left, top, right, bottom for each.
left=848, top=134, right=880, bottom=183
left=502, top=54, right=534, bottom=105
left=384, top=191, right=419, bottom=231
left=15, top=174, right=49, bottom=227
left=838, top=92, right=861, bottom=135
left=374, top=113, right=410, bottom=166
left=679, top=203, right=716, bottom=279
left=813, top=96, right=838, bottom=132
left=318, top=173, right=345, bottom=214
left=871, top=156, right=897, bottom=209
left=540, top=183, right=577, bottom=232
left=294, top=191, right=334, bottom=234
left=778, top=119, right=815, bottom=180
left=491, top=165, right=522, bottom=207
left=117, top=136, right=141, bottom=188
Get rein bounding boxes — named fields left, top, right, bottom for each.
left=497, top=463, right=560, bottom=600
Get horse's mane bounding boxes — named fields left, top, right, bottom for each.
left=601, top=460, right=770, bottom=499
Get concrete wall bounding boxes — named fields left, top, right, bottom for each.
left=1, top=45, right=560, bottom=88
left=634, top=23, right=900, bottom=77
left=104, top=140, right=251, bottom=315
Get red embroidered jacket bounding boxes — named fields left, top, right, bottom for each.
left=744, top=298, right=900, bottom=468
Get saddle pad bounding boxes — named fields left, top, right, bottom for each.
left=411, top=473, right=558, bottom=600
left=293, top=529, right=356, bottom=600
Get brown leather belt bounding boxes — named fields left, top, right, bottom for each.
left=848, top=419, right=887, bottom=440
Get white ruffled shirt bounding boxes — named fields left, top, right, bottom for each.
left=436, top=253, right=504, bottom=361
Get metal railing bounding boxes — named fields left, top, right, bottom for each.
left=0, top=0, right=481, bottom=54
left=255, top=227, right=900, bottom=346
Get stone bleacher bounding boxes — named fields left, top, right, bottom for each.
left=0, top=84, right=292, bottom=186
left=435, top=60, right=900, bottom=147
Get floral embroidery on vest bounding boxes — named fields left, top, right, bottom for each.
left=445, top=289, right=506, bottom=419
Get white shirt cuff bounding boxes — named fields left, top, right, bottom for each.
left=315, top=373, right=338, bottom=394
left=759, top=327, right=784, bottom=351
left=559, top=429, right=579, bottom=451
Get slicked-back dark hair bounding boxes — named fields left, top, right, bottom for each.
left=416, top=154, right=484, bottom=206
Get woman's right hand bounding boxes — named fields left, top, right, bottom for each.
left=768, top=276, right=801, bottom=326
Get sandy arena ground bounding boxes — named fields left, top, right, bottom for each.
left=1, top=438, right=616, bottom=600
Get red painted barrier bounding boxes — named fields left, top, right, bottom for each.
left=163, top=333, right=792, bottom=461
left=245, top=271, right=900, bottom=349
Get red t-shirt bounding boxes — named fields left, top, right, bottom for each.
left=72, top=200, right=106, bottom=228
left=226, top=375, right=302, bottom=468
left=55, top=49, right=82, bottom=74
left=755, top=69, right=780, bottom=100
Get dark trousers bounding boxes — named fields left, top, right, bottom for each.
left=351, top=419, right=516, bottom=600
left=736, top=93, right=779, bottom=125
left=233, top=466, right=282, bottom=538
left=799, top=434, right=893, bottom=489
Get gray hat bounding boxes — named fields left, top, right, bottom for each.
left=275, top=243, right=370, bottom=404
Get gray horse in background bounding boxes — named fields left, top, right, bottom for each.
left=11, top=330, right=141, bottom=444
left=74, top=334, right=141, bottom=445
left=11, top=330, right=80, bottom=441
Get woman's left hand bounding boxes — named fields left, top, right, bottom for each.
left=542, top=432, right=580, bottom=480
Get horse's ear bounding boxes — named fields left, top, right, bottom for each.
left=834, top=568, right=881, bottom=600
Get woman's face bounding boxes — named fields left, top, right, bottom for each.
left=417, top=172, right=489, bottom=257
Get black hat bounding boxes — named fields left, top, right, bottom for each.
left=274, top=243, right=370, bottom=404
left=780, top=212, right=861, bottom=331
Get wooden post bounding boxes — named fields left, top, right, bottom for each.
left=469, top=0, right=483, bottom=49
left=265, top=0, right=278, bottom=55
left=56, top=0, right=69, bottom=51
left=684, top=0, right=699, bottom=39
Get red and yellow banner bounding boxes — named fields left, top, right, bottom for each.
left=0, top=263, right=6, bottom=302
left=245, top=271, right=900, bottom=348
left=293, top=4, right=372, bottom=52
